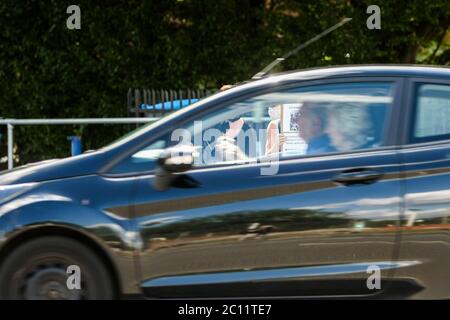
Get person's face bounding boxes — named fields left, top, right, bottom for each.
left=297, top=106, right=322, bottom=142
left=268, top=105, right=281, bottom=120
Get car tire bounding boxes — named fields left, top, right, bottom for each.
left=0, top=236, right=115, bottom=300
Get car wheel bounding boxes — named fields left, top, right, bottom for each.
left=0, top=236, right=115, bottom=300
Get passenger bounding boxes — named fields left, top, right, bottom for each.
left=325, top=103, right=373, bottom=152
left=296, top=102, right=335, bottom=154
left=265, top=104, right=286, bottom=155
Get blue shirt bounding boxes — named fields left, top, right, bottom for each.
left=306, top=134, right=335, bottom=155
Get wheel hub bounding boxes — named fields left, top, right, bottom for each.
left=25, top=267, right=81, bottom=300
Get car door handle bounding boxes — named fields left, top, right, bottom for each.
left=333, top=169, right=382, bottom=185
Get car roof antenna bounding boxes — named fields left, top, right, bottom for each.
left=251, top=18, right=352, bottom=80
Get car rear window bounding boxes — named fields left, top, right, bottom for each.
left=412, top=83, right=450, bottom=143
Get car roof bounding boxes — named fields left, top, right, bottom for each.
left=217, top=64, right=450, bottom=99
left=265, top=64, right=450, bottom=80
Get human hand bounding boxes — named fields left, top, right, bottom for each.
left=225, top=118, right=244, bottom=139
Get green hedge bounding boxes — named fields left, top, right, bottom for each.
left=0, top=0, right=448, bottom=168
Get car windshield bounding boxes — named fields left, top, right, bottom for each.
left=102, top=99, right=206, bottom=149
left=105, top=120, right=156, bottom=147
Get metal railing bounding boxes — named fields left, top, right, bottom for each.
left=0, top=117, right=160, bottom=170
left=128, top=88, right=215, bottom=117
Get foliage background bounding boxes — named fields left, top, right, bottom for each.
left=0, top=0, right=449, bottom=168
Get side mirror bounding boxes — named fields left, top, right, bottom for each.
left=153, top=145, right=196, bottom=191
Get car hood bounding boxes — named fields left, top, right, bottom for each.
left=0, top=150, right=110, bottom=185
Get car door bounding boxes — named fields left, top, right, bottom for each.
left=108, top=78, right=404, bottom=298
left=394, top=79, right=450, bottom=299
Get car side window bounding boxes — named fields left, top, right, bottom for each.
left=411, top=83, right=450, bottom=143
left=109, top=81, right=396, bottom=175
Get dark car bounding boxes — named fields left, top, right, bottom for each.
left=0, top=65, right=449, bottom=299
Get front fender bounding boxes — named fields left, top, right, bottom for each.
left=0, top=196, right=140, bottom=295
left=0, top=212, right=16, bottom=251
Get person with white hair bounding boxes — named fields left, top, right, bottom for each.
left=325, top=103, right=373, bottom=152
